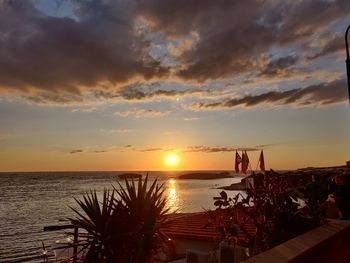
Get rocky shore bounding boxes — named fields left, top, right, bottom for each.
left=219, top=162, right=350, bottom=191
left=178, top=172, right=233, bottom=180
left=118, top=173, right=142, bottom=179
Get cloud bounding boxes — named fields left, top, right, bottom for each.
left=93, top=84, right=206, bottom=101
left=71, top=107, right=98, bottom=113
left=258, top=54, right=299, bottom=77
left=113, top=129, right=133, bottom=133
left=0, top=0, right=349, bottom=108
left=24, top=92, right=84, bottom=105
left=183, top=146, right=259, bottom=153
left=306, top=33, right=344, bottom=60
left=190, top=79, right=348, bottom=110
left=184, top=117, right=200, bottom=121
left=140, top=147, right=163, bottom=152
left=133, top=145, right=262, bottom=153
left=94, top=150, right=107, bottom=153
left=70, top=149, right=83, bottom=154
left=139, top=0, right=350, bottom=81
left=16, top=83, right=208, bottom=105
left=0, top=0, right=168, bottom=94
left=127, top=145, right=263, bottom=153
left=69, top=144, right=274, bottom=154
left=114, top=108, right=170, bottom=118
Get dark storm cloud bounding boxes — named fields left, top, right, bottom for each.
left=193, top=79, right=348, bottom=109
left=0, top=0, right=168, bottom=93
left=0, top=0, right=349, bottom=103
left=139, top=0, right=350, bottom=81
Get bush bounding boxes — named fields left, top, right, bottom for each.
left=211, top=171, right=325, bottom=256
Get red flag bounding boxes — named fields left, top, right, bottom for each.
left=241, top=151, right=250, bottom=174
left=259, top=150, right=265, bottom=172
left=235, top=151, right=242, bottom=173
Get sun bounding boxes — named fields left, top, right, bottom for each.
left=166, top=154, right=178, bottom=166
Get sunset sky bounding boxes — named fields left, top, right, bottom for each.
left=0, top=0, right=350, bottom=172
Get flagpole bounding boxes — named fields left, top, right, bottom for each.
left=242, top=151, right=244, bottom=176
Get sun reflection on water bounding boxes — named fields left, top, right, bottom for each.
left=166, top=179, right=179, bottom=212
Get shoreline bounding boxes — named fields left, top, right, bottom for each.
left=219, top=163, right=350, bottom=191
left=177, top=172, right=233, bottom=180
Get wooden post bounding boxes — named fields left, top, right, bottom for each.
left=42, top=242, right=48, bottom=263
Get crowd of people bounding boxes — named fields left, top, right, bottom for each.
left=305, top=173, right=350, bottom=220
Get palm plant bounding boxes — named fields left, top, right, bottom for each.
left=114, top=176, right=169, bottom=262
left=69, top=175, right=169, bottom=263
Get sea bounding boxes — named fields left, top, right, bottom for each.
left=0, top=171, right=243, bottom=262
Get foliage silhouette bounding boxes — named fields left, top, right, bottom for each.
left=211, top=171, right=325, bottom=256
left=69, top=175, right=169, bottom=263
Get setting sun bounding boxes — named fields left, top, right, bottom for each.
left=166, top=154, right=178, bottom=166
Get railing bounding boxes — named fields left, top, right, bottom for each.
left=43, top=223, right=79, bottom=263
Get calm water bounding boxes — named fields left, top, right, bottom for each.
left=0, top=171, right=242, bottom=262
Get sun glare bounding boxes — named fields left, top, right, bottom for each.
left=166, top=154, right=178, bottom=166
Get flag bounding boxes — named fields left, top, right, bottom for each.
left=241, top=151, right=250, bottom=174
left=259, top=150, right=265, bottom=172
left=235, top=151, right=242, bottom=173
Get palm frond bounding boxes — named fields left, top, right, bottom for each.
left=69, top=176, right=169, bottom=262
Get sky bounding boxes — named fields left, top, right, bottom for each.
left=0, top=0, right=350, bottom=172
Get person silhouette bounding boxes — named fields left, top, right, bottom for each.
left=333, top=176, right=350, bottom=220
left=305, top=174, right=328, bottom=213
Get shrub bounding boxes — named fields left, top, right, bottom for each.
left=211, top=171, right=325, bottom=256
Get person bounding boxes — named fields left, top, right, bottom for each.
left=333, top=176, right=350, bottom=220
left=325, top=194, right=340, bottom=219
left=305, top=174, right=325, bottom=212
left=328, top=177, right=337, bottom=195
left=325, top=177, right=340, bottom=218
